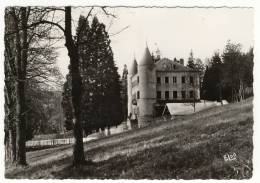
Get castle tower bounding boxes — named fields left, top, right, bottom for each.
left=127, top=57, right=138, bottom=116
left=121, top=65, right=128, bottom=121
left=138, top=46, right=156, bottom=126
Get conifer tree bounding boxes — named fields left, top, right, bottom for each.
left=187, top=50, right=195, bottom=69
left=62, top=16, right=123, bottom=135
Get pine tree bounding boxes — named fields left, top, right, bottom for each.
left=222, top=41, right=244, bottom=102
left=63, top=16, right=123, bottom=135
left=187, top=50, right=195, bottom=69
left=201, top=52, right=223, bottom=101
left=84, top=16, right=122, bottom=131
left=211, top=52, right=223, bottom=102
left=201, top=66, right=209, bottom=100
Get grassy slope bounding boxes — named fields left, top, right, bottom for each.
left=5, top=98, right=253, bottom=179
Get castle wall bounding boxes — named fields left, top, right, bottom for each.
left=156, top=71, right=200, bottom=100
left=138, top=65, right=156, bottom=118
left=127, top=74, right=132, bottom=116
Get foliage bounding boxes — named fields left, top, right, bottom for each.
left=62, top=16, right=123, bottom=135
left=4, top=7, right=64, bottom=147
left=201, top=52, right=223, bottom=101
left=202, top=41, right=253, bottom=102
left=187, top=50, right=195, bottom=69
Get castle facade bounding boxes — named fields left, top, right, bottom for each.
left=127, top=47, right=200, bottom=127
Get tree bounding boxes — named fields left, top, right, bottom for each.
left=87, top=17, right=122, bottom=131
left=62, top=75, right=74, bottom=131
left=201, top=66, right=209, bottom=101
left=63, top=15, right=123, bottom=135
left=201, top=52, right=223, bottom=102
left=5, top=7, right=64, bottom=165
left=6, top=7, right=29, bottom=166
left=202, top=41, right=253, bottom=103
left=32, top=6, right=120, bottom=166
left=183, top=69, right=200, bottom=112
left=63, top=6, right=85, bottom=166
left=187, top=50, right=195, bottom=69
left=194, top=58, right=205, bottom=98
left=212, top=52, right=223, bottom=104
left=244, top=48, right=254, bottom=87
left=6, top=6, right=124, bottom=167
left=222, top=41, right=245, bottom=102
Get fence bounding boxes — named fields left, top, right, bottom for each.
left=26, top=137, right=97, bottom=147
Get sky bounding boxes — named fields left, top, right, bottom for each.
left=56, top=7, right=254, bottom=77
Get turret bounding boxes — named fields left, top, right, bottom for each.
left=137, top=46, right=156, bottom=126
left=129, top=58, right=138, bottom=75
left=127, top=58, right=138, bottom=116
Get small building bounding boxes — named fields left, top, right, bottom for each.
left=127, top=46, right=200, bottom=127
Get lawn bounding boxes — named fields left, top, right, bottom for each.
left=5, top=97, right=253, bottom=179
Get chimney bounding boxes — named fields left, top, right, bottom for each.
left=180, top=58, right=184, bottom=65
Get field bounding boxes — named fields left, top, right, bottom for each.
left=5, top=98, right=253, bottom=179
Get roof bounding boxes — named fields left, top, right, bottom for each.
left=139, top=47, right=154, bottom=66
left=155, top=58, right=199, bottom=72
left=129, top=58, right=138, bottom=75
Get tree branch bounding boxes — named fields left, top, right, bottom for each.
left=101, top=7, right=117, bottom=18
left=29, top=20, right=65, bottom=33
left=109, top=25, right=130, bottom=37
left=86, top=7, right=94, bottom=20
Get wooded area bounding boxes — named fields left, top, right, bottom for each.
left=4, top=6, right=123, bottom=168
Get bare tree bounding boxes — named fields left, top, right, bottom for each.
left=5, top=7, right=64, bottom=165
left=5, top=6, right=127, bottom=167
left=9, top=7, right=28, bottom=165
left=185, top=72, right=200, bottom=113
left=64, top=6, right=85, bottom=165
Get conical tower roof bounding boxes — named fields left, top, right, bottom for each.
left=130, top=57, right=138, bottom=75
left=139, top=46, right=154, bottom=66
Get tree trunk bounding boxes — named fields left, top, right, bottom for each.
left=64, top=7, right=85, bottom=166
left=238, top=79, right=244, bottom=101
left=219, top=84, right=223, bottom=106
left=11, top=7, right=27, bottom=166
left=4, top=129, right=16, bottom=164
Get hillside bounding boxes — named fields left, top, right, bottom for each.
left=5, top=98, right=253, bottom=179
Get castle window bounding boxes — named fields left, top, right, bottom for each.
left=173, top=77, right=177, bottom=83
left=165, top=91, right=169, bottom=99
left=157, top=77, right=161, bottom=84
left=173, top=91, right=177, bottom=99
left=182, top=76, right=186, bottom=84
left=165, top=77, right=169, bottom=84
left=190, top=76, right=194, bottom=84
left=157, top=91, right=161, bottom=99
left=189, top=90, right=194, bottom=98
left=137, top=76, right=139, bottom=83
left=181, top=91, right=186, bottom=99
left=137, top=91, right=140, bottom=99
